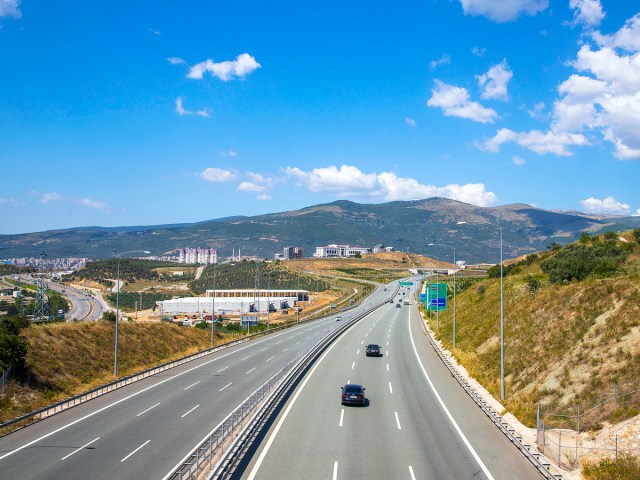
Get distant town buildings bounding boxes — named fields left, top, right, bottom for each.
left=178, top=248, right=218, bottom=265
left=313, top=244, right=394, bottom=258
left=283, top=246, right=304, bottom=260
left=1, top=257, right=87, bottom=271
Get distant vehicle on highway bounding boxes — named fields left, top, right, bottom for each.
left=396, top=303, right=401, bottom=308
left=336, top=315, right=342, bottom=321
left=341, top=383, right=366, bottom=406
left=365, top=344, right=381, bottom=357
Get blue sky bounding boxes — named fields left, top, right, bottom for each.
left=1, top=0, right=639, bottom=234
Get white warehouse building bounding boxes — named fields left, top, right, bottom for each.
left=156, top=289, right=310, bottom=316
left=313, top=244, right=370, bottom=258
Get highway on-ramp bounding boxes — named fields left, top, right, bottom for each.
left=241, top=296, right=543, bottom=480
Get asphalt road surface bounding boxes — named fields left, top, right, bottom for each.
left=0, top=284, right=392, bottom=479
left=241, top=296, right=543, bottom=480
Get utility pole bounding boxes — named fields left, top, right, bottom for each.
left=34, top=251, right=48, bottom=321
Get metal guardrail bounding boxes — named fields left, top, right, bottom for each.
left=164, top=287, right=398, bottom=480
left=420, top=319, right=563, bottom=480
left=0, top=316, right=332, bottom=433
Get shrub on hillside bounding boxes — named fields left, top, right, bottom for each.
left=582, top=455, right=640, bottom=480
left=540, top=240, right=628, bottom=283
left=633, top=228, right=640, bottom=243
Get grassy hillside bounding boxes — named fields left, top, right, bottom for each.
left=0, top=321, right=220, bottom=423
left=428, top=230, right=640, bottom=429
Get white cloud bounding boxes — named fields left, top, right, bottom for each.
left=200, top=168, right=238, bottom=183
left=527, top=101, right=546, bottom=119
left=257, top=194, right=272, bottom=201
left=237, top=182, right=265, bottom=193
left=471, top=46, right=486, bottom=57
left=175, top=97, right=210, bottom=118
left=284, top=164, right=498, bottom=207
left=148, top=28, right=161, bottom=35
left=427, top=80, right=498, bottom=123
left=405, top=117, right=417, bottom=127
left=0, top=197, right=25, bottom=207
left=477, top=60, right=513, bottom=101
left=459, top=0, right=548, bottom=23
left=40, top=192, right=62, bottom=204
left=79, top=198, right=108, bottom=210
left=188, top=53, right=261, bottom=81
left=570, top=0, right=605, bottom=28
left=167, top=57, right=186, bottom=65
left=580, top=196, right=630, bottom=215
left=593, top=13, right=640, bottom=52
left=481, top=128, right=589, bottom=156
left=636, top=208, right=640, bottom=216
left=0, top=0, right=21, bottom=18
left=512, top=155, right=526, bottom=166
left=219, top=150, right=238, bottom=157
left=430, top=53, right=451, bottom=69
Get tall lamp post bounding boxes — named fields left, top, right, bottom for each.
left=427, top=243, right=457, bottom=348
left=457, top=220, right=504, bottom=401
left=113, top=250, right=150, bottom=378
left=211, top=263, right=216, bottom=347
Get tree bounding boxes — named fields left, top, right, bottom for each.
left=579, top=232, right=590, bottom=244
left=102, top=311, right=116, bottom=322
left=0, top=333, right=27, bottom=370
left=633, top=228, right=640, bottom=244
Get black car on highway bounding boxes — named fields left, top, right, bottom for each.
left=365, top=344, right=381, bottom=356
left=341, top=384, right=366, bottom=406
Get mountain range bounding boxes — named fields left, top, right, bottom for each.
left=2, top=198, right=639, bottom=264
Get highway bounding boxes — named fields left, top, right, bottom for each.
left=0, top=285, right=392, bottom=479
left=241, top=293, right=543, bottom=480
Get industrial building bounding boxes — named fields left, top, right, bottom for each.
left=155, top=289, right=310, bottom=316
left=177, top=248, right=218, bottom=265
left=313, top=244, right=370, bottom=258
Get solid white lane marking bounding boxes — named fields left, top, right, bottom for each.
left=219, top=382, right=232, bottom=392
left=389, top=382, right=393, bottom=394
left=333, top=461, right=338, bottom=480
left=351, top=361, right=355, bottom=370
left=409, top=466, right=417, bottom=480
left=247, top=323, right=359, bottom=480
left=339, top=409, right=344, bottom=427
left=184, top=381, right=200, bottom=391
left=121, top=440, right=150, bottom=462
left=266, top=356, right=274, bottom=362
left=217, top=366, right=229, bottom=373
left=386, top=363, right=389, bottom=371
left=181, top=404, right=200, bottom=418
left=136, top=403, right=160, bottom=417
left=282, top=348, right=289, bottom=352
left=61, top=437, right=100, bottom=460
left=241, top=356, right=251, bottom=360
left=408, top=312, right=496, bottom=480
left=246, top=367, right=256, bottom=374
left=395, top=411, right=402, bottom=430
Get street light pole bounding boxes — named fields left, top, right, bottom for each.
left=211, top=263, right=216, bottom=348
left=427, top=242, right=457, bottom=348
left=113, top=250, right=150, bottom=378
left=457, top=220, right=505, bottom=401
left=267, top=270, right=271, bottom=330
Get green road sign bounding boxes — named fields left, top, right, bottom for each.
left=399, top=281, right=414, bottom=286
left=425, top=283, right=447, bottom=311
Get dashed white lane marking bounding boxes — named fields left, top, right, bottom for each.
left=333, top=461, right=338, bottom=480
left=387, top=341, right=389, bottom=346
left=266, top=356, right=275, bottom=362
left=217, top=366, right=229, bottom=373
left=295, top=341, right=301, bottom=345
left=219, top=382, right=232, bottom=392
left=184, top=381, right=200, bottom=391
left=246, top=367, right=256, bottom=374
left=339, top=409, right=344, bottom=427
left=121, top=440, right=150, bottom=463
left=282, top=348, right=289, bottom=352
left=260, top=347, right=269, bottom=352
left=61, top=437, right=100, bottom=461
left=275, top=341, right=282, bottom=345
left=409, top=466, right=417, bottom=480
left=395, top=411, right=402, bottom=430
left=351, top=361, right=355, bottom=370
left=181, top=404, right=200, bottom=418
left=386, top=363, right=389, bottom=371
left=389, top=382, right=393, bottom=394
left=361, top=340, right=364, bottom=345
left=356, top=349, right=360, bottom=355
left=241, top=356, right=251, bottom=360
left=136, top=403, right=160, bottom=417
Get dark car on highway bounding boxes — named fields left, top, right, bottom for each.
left=341, top=383, right=366, bottom=406
left=396, top=303, right=401, bottom=308
left=365, top=344, right=381, bottom=356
